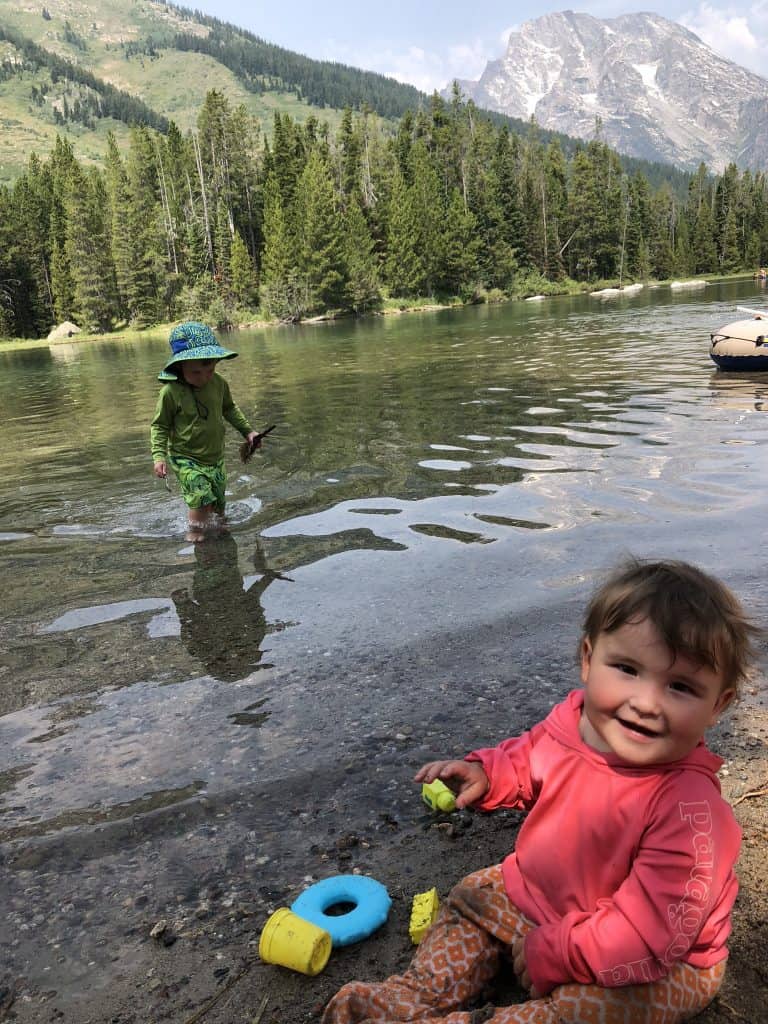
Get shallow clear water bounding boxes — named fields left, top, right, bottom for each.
left=3, top=279, right=768, bottom=996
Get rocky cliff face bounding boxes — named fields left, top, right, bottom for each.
left=453, top=11, right=768, bottom=172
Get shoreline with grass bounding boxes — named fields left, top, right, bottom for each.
left=0, top=272, right=757, bottom=353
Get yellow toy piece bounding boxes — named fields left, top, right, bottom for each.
left=409, top=888, right=440, bottom=945
left=421, top=779, right=456, bottom=813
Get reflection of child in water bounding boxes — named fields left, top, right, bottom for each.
left=171, top=535, right=287, bottom=682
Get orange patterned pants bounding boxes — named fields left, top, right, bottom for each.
left=321, top=865, right=726, bottom=1024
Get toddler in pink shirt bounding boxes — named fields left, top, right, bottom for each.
left=323, top=558, right=757, bottom=1024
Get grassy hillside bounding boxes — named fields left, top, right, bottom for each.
left=0, top=0, right=360, bottom=181
left=93, top=46, right=343, bottom=136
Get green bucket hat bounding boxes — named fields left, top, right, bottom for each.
left=158, top=321, right=237, bottom=381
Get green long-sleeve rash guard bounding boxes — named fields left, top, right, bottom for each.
left=150, top=373, right=253, bottom=466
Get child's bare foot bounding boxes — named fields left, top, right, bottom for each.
left=187, top=506, right=214, bottom=540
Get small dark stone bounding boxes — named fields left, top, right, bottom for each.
left=335, top=834, right=359, bottom=851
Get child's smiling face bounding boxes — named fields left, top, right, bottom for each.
left=578, top=617, right=735, bottom=766
left=180, top=359, right=217, bottom=388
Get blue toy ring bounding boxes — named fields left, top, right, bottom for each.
left=291, top=874, right=391, bottom=947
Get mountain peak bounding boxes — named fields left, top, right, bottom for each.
left=452, top=10, right=768, bottom=171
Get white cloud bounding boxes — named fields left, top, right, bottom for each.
left=446, top=40, right=493, bottom=81
left=380, top=46, right=452, bottom=92
left=679, top=2, right=768, bottom=75
left=317, top=38, right=497, bottom=93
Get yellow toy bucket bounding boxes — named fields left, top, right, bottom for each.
left=259, top=907, right=332, bottom=975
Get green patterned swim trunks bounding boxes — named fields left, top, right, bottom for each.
left=168, top=455, right=227, bottom=512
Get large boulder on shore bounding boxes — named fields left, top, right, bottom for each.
left=47, top=321, right=81, bottom=341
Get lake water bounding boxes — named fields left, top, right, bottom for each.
left=3, top=278, right=768, bottom=1003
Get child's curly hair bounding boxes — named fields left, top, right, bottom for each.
left=582, top=558, right=759, bottom=693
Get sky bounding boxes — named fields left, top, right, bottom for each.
left=190, top=1, right=768, bottom=92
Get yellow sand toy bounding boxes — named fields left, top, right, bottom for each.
left=409, top=888, right=440, bottom=944
left=421, top=779, right=456, bottom=813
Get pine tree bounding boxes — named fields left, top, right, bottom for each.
left=594, top=142, right=624, bottom=279
left=228, top=104, right=261, bottom=258
left=0, top=186, right=25, bottom=337
left=748, top=173, right=768, bottom=265
left=624, top=173, right=651, bottom=279
left=338, top=107, right=361, bottom=201
left=427, top=87, right=466, bottom=200
left=184, top=215, right=211, bottom=283
left=294, top=148, right=347, bottom=313
left=12, top=157, right=55, bottom=333
left=48, top=135, right=78, bottom=322
left=565, top=150, right=601, bottom=280
left=565, top=141, right=623, bottom=280
left=673, top=216, right=694, bottom=277
left=647, top=184, right=676, bottom=279
left=395, top=111, right=414, bottom=182
left=123, top=126, right=166, bottom=325
left=746, top=230, right=761, bottom=270
left=384, top=165, right=424, bottom=297
left=230, top=230, right=259, bottom=307
left=343, top=198, right=380, bottom=312
left=214, top=194, right=233, bottom=289
left=494, top=128, right=526, bottom=262
left=720, top=205, right=740, bottom=271
left=439, top=189, right=480, bottom=296
left=0, top=268, right=14, bottom=337
left=472, top=126, right=521, bottom=289
left=161, top=121, right=198, bottom=281
left=271, top=112, right=305, bottom=207
left=260, top=173, right=304, bottom=320
left=196, top=91, right=259, bottom=280
left=520, top=124, right=548, bottom=274
left=406, top=140, right=445, bottom=295
left=104, top=132, right=132, bottom=320
left=543, top=140, right=568, bottom=279
left=691, top=206, right=717, bottom=273
left=66, top=164, right=118, bottom=332
left=714, top=163, right=739, bottom=263
left=50, top=237, right=76, bottom=322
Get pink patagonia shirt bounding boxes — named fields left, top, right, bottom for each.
left=466, top=690, right=741, bottom=996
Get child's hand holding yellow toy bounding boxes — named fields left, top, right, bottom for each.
left=414, top=759, right=489, bottom=809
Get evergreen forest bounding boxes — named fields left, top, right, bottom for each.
left=2, top=88, right=768, bottom=340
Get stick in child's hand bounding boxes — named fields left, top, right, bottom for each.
left=240, top=424, right=277, bottom=463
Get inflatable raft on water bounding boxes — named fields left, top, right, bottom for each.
left=710, top=307, right=768, bottom=371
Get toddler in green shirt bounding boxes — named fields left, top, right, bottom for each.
left=150, top=321, right=260, bottom=541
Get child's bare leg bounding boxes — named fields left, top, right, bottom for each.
left=186, top=505, right=214, bottom=541
left=322, top=866, right=533, bottom=1024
